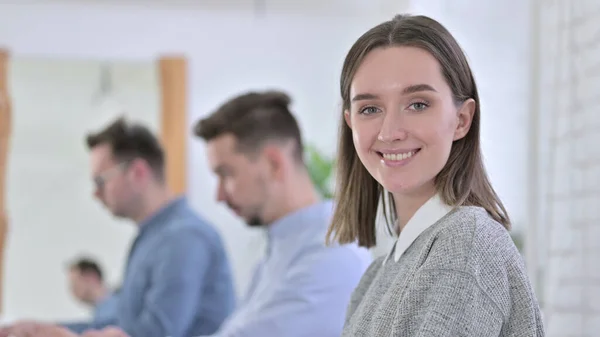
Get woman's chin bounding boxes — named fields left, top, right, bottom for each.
left=385, top=185, right=416, bottom=196
left=379, top=175, right=434, bottom=197
left=378, top=178, right=415, bottom=195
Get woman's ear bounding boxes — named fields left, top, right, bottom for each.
left=453, top=98, right=475, bottom=141
left=344, top=110, right=352, bottom=129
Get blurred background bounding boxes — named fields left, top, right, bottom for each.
left=0, top=0, right=597, bottom=335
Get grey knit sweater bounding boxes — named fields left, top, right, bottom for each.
left=342, top=206, right=545, bottom=336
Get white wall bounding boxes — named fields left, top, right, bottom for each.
left=534, top=0, right=600, bottom=334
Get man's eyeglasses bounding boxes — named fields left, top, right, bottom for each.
left=93, top=161, right=130, bottom=191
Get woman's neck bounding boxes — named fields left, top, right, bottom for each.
left=393, top=184, right=437, bottom=233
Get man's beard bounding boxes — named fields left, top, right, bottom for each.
left=226, top=201, right=264, bottom=227
left=235, top=177, right=268, bottom=228
left=246, top=215, right=264, bottom=227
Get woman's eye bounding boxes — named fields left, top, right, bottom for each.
left=360, top=106, right=380, bottom=115
left=409, top=102, right=429, bottom=111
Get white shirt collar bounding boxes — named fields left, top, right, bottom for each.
left=383, top=194, right=454, bottom=265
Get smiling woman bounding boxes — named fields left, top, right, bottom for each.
left=327, top=14, right=545, bottom=336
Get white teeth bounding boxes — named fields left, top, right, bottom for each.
left=382, top=151, right=416, bottom=161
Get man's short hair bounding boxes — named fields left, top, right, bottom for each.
left=85, top=117, right=165, bottom=179
left=193, top=90, right=304, bottom=163
left=69, top=257, right=103, bottom=281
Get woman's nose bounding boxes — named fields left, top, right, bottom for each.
left=377, top=110, right=408, bottom=143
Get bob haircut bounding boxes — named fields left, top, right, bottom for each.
left=327, top=14, right=510, bottom=248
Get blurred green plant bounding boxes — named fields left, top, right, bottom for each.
left=304, top=144, right=335, bottom=199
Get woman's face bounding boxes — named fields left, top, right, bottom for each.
left=345, top=46, right=474, bottom=197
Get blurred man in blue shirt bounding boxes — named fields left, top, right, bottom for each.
left=190, top=90, right=372, bottom=337
left=80, top=118, right=236, bottom=337
left=60, top=258, right=119, bottom=332
left=0, top=118, right=236, bottom=337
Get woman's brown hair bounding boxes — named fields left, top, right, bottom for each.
left=327, top=14, right=510, bottom=248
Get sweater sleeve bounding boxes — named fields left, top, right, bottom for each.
left=396, top=268, right=504, bottom=336
left=343, top=257, right=384, bottom=326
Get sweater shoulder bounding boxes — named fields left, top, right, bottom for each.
left=422, top=207, right=530, bottom=316
left=423, top=206, right=518, bottom=268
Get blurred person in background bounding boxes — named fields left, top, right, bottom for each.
left=68, top=90, right=373, bottom=337
left=0, top=117, right=236, bottom=337
left=59, top=258, right=118, bottom=332
left=190, top=90, right=372, bottom=337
